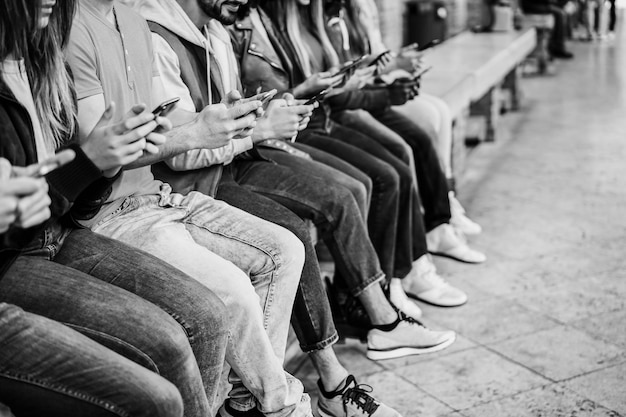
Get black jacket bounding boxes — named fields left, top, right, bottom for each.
left=0, top=76, right=117, bottom=277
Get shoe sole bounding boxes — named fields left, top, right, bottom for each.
left=429, top=250, right=486, bottom=264
left=405, top=291, right=468, bottom=308
left=366, top=334, right=456, bottom=361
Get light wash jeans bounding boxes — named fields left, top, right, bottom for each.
left=92, top=185, right=306, bottom=417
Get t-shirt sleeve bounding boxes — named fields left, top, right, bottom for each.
left=66, top=22, right=104, bottom=100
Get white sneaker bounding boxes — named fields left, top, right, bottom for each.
left=449, top=191, right=482, bottom=235
left=389, top=278, right=422, bottom=320
left=367, top=315, right=456, bottom=360
left=426, top=223, right=486, bottom=263
left=316, top=375, right=402, bottom=417
left=403, top=255, right=468, bottom=307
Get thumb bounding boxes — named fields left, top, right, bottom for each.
left=0, top=158, right=12, bottom=181
left=281, top=92, right=296, bottom=106
left=95, top=102, right=116, bottom=128
left=222, top=90, right=242, bottom=106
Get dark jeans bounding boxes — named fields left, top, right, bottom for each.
left=230, top=156, right=384, bottom=295
left=0, top=303, right=183, bottom=417
left=369, top=107, right=452, bottom=231
left=0, top=228, right=229, bottom=417
left=299, top=122, right=427, bottom=280
left=216, top=172, right=337, bottom=352
left=279, top=142, right=372, bottom=220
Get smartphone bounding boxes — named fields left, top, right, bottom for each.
left=418, top=39, right=440, bottom=51
left=29, top=149, right=76, bottom=177
left=330, top=54, right=369, bottom=77
left=304, top=89, right=330, bottom=105
left=368, top=50, right=391, bottom=67
left=152, top=97, right=180, bottom=117
left=412, top=65, right=433, bottom=79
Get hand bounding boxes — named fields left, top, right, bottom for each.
left=195, top=99, right=262, bottom=148
left=292, top=71, right=344, bottom=98
left=80, top=102, right=166, bottom=176
left=0, top=158, right=51, bottom=232
left=387, top=78, right=419, bottom=106
left=252, top=98, right=315, bottom=142
left=342, top=66, right=377, bottom=91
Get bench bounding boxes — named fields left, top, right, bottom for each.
left=419, top=28, right=537, bottom=178
left=523, top=14, right=555, bottom=74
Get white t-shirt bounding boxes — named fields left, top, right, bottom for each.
left=0, top=59, right=52, bottom=162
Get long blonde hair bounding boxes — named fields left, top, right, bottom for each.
left=262, top=0, right=340, bottom=77
left=0, top=0, right=77, bottom=150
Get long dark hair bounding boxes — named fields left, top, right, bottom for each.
left=0, top=0, right=78, bottom=149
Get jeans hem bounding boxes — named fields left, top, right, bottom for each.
left=351, top=272, right=385, bottom=297
left=299, top=332, right=339, bottom=353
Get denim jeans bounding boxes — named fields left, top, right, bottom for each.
left=369, top=107, right=452, bottom=231
left=0, top=303, right=183, bottom=417
left=299, top=121, right=428, bottom=280
left=0, top=246, right=218, bottom=417
left=217, top=173, right=337, bottom=353
left=268, top=143, right=373, bottom=220
left=91, top=187, right=305, bottom=416
left=230, top=158, right=384, bottom=297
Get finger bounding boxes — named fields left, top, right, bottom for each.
left=1, top=178, right=43, bottom=197
left=16, top=188, right=51, bottom=221
left=119, top=121, right=159, bottom=144
left=16, top=208, right=51, bottom=229
left=145, top=132, right=167, bottom=146
left=120, top=138, right=147, bottom=156
left=128, top=103, right=147, bottom=116
left=144, top=142, right=160, bottom=155
left=93, top=102, right=116, bottom=129
left=155, top=116, right=173, bottom=132
left=229, top=101, right=262, bottom=119
left=121, top=150, right=145, bottom=166
left=113, top=112, right=156, bottom=135
left=0, top=158, right=12, bottom=181
left=222, top=90, right=242, bottom=106
left=232, top=115, right=257, bottom=131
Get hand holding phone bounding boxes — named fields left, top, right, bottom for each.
left=152, top=97, right=180, bottom=118
left=304, top=89, right=330, bottom=105
left=328, top=55, right=369, bottom=78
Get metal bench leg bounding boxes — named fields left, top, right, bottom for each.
left=470, top=87, right=499, bottom=142
left=503, top=66, right=522, bottom=111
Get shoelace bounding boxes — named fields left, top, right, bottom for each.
left=342, top=377, right=380, bottom=416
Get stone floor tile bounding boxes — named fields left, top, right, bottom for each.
left=490, top=326, right=625, bottom=381
left=394, top=347, right=548, bottom=410
left=564, top=364, right=626, bottom=415
left=511, top=278, right=626, bottom=323
left=570, top=310, right=626, bottom=350
left=461, top=384, right=623, bottom=417
left=419, top=298, right=560, bottom=345
left=359, top=371, right=456, bottom=417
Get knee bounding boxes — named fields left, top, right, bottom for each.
left=374, top=163, right=401, bottom=195
left=271, top=225, right=306, bottom=272
left=136, top=377, right=184, bottom=417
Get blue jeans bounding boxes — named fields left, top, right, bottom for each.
left=91, top=188, right=306, bottom=417
left=299, top=121, right=428, bottom=280
left=217, top=170, right=338, bottom=353
left=230, top=157, right=385, bottom=297
left=0, top=303, right=183, bottom=417
left=0, top=227, right=229, bottom=417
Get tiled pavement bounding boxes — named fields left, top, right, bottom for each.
left=290, top=23, right=626, bottom=417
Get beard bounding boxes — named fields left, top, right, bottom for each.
left=198, top=0, right=241, bottom=24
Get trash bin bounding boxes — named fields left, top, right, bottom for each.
left=405, top=0, right=449, bottom=47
